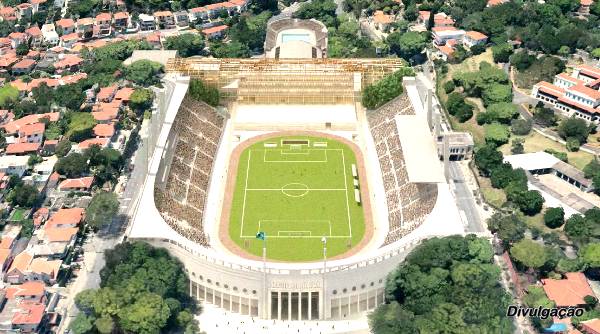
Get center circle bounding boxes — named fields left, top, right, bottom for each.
left=281, top=182, right=310, bottom=197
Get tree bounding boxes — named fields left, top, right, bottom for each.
left=490, top=164, right=527, bottom=189
left=533, top=104, right=556, bottom=127
left=507, top=187, right=544, bottom=216
left=123, top=60, right=164, bottom=86
left=510, top=50, right=535, bottom=71
left=581, top=243, right=600, bottom=269
left=164, top=33, right=205, bottom=57
left=27, top=154, right=42, bottom=167
left=482, top=84, right=512, bottom=106
left=487, top=213, right=526, bottom=247
left=69, top=313, right=95, bottom=334
left=86, top=192, right=119, bottom=229
left=387, top=31, right=427, bottom=61
left=210, top=40, right=251, bottom=58
left=510, top=239, right=549, bottom=271
left=564, top=214, right=592, bottom=242
left=362, top=68, right=414, bottom=109
left=511, top=119, right=532, bottom=135
left=477, top=102, right=518, bottom=125
left=55, top=140, right=71, bottom=158
left=558, top=117, right=590, bottom=145
left=55, top=153, right=88, bottom=178
left=7, top=184, right=39, bottom=207
left=443, top=80, right=456, bottom=94
left=474, top=144, right=503, bottom=176
left=511, top=138, right=524, bottom=154
left=118, top=292, right=171, bottom=333
left=544, top=207, right=565, bottom=229
left=130, top=88, right=154, bottom=111
left=484, top=123, right=510, bottom=146
left=188, top=79, right=220, bottom=107
left=95, top=316, right=114, bottom=334
left=491, top=43, right=513, bottom=63
left=16, top=43, right=29, bottom=56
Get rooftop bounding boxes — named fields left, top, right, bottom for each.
left=542, top=272, right=594, bottom=307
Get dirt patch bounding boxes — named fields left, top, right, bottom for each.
left=218, top=131, right=375, bottom=263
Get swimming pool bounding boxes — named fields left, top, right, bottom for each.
left=281, top=33, right=311, bottom=43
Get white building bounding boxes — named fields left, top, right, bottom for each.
left=41, top=23, right=58, bottom=46
left=0, top=155, right=30, bottom=177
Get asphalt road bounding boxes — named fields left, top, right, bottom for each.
left=448, top=162, right=486, bottom=233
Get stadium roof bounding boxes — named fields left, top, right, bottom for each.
left=395, top=115, right=445, bottom=183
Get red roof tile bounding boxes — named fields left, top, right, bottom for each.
left=12, top=302, right=45, bottom=325
left=542, top=272, right=595, bottom=307
left=93, top=123, right=115, bottom=137
left=5, top=142, right=40, bottom=154
left=45, top=208, right=84, bottom=227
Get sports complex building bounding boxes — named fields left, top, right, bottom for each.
left=127, top=18, right=465, bottom=321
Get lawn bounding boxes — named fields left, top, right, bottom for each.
left=228, top=136, right=366, bottom=262
left=523, top=132, right=593, bottom=170
left=477, top=176, right=506, bottom=208
left=9, top=208, right=28, bottom=222
left=65, top=112, right=97, bottom=140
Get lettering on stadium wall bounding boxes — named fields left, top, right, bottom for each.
left=271, top=281, right=322, bottom=290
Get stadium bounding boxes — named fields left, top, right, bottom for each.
left=128, top=17, right=464, bottom=321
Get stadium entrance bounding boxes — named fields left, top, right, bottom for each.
left=270, top=291, right=320, bottom=320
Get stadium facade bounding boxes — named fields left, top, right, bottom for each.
left=127, top=18, right=465, bottom=321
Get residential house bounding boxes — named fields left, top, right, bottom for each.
left=487, top=0, right=508, bottom=6
left=17, top=123, right=44, bottom=143
left=154, top=11, right=175, bottom=29
left=95, top=12, right=112, bottom=36
left=0, top=7, right=17, bottom=23
left=55, top=18, right=75, bottom=35
left=91, top=104, right=120, bottom=123
left=373, top=11, right=394, bottom=31
left=463, top=31, right=488, bottom=48
left=32, top=208, right=49, bottom=228
left=5, top=251, right=33, bottom=284
left=114, top=87, right=134, bottom=105
left=28, top=0, right=47, bottom=14
left=0, top=155, right=30, bottom=176
left=230, top=0, right=249, bottom=12
left=76, top=17, right=94, bottom=39
left=11, top=59, right=36, bottom=75
left=583, top=318, right=600, bottom=334
left=54, top=54, right=83, bottom=73
left=96, top=85, right=118, bottom=102
left=432, top=26, right=465, bottom=46
left=25, top=26, right=43, bottom=48
left=145, top=32, right=162, bottom=49
left=189, top=7, right=209, bottom=21
left=0, top=37, right=12, bottom=55
left=93, top=123, right=115, bottom=138
left=57, top=177, right=94, bottom=192
left=40, top=140, right=57, bottom=156
left=174, top=10, right=189, bottom=27
left=11, top=302, right=46, bottom=333
left=6, top=281, right=46, bottom=304
left=59, top=32, right=79, bottom=49
left=78, top=138, right=109, bottom=150
left=139, top=14, right=156, bottom=31
left=542, top=272, right=595, bottom=307
left=15, top=3, right=32, bottom=20
left=8, top=32, right=28, bottom=48
left=532, top=65, right=600, bottom=123
left=41, top=24, right=58, bottom=46
left=32, top=227, right=78, bottom=259
left=580, top=0, right=593, bottom=15
left=417, top=11, right=455, bottom=27
left=5, top=143, right=41, bottom=155
left=113, top=12, right=129, bottom=30
left=202, top=25, right=228, bottom=39
left=2, top=113, right=59, bottom=135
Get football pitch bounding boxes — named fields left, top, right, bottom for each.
left=228, top=136, right=366, bottom=261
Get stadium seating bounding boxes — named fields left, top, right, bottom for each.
left=367, top=94, right=438, bottom=245
left=154, top=96, right=225, bottom=246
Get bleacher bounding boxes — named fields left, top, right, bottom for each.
left=367, top=95, right=438, bottom=246
left=154, top=96, right=225, bottom=246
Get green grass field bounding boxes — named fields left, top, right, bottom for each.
left=228, top=136, right=366, bottom=262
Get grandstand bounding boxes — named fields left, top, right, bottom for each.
left=154, top=95, right=225, bottom=246
left=367, top=94, right=438, bottom=245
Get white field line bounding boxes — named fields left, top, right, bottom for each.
left=341, top=150, right=352, bottom=238
left=239, top=150, right=252, bottom=238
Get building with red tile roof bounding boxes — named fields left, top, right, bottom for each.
left=0, top=7, right=17, bottom=22
left=6, top=251, right=33, bottom=284
left=58, top=176, right=95, bottom=192
left=93, top=123, right=115, bottom=138
left=18, top=122, right=44, bottom=143
left=78, top=137, right=109, bottom=150
left=55, top=18, right=75, bottom=34
left=202, top=25, right=228, bottom=38
left=97, top=85, right=118, bottom=102
left=114, top=87, right=134, bottom=102
left=114, top=11, right=129, bottom=29
left=5, top=142, right=40, bottom=155
left=6, top=281, right=45, bottom=300
left=45, top=207, right=85, bottom=229
left=542, top=272, right=595, bottom=307
left=53, top=54, right=83, bottom=72
left=12, top=302, right=45, bottom=331
left=11, top=58, right=36, bottom=75
left=33, top=207, right=49, bottom=227
left=59, top=32, right=79, bottom=48
left=2, top=113, right=59, bottom=134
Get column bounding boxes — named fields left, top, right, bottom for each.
left=288, top=292, right=292, bottom=321
left=239, top=296, right=242, bottom=313
left=278, top=292, right=282, bottom=320
left=298, top=292, right=302, bottom=321
left=308, top=292, right=312, bottom=321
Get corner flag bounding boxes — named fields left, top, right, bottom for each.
left=256, top=231, right=265, bottom=240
